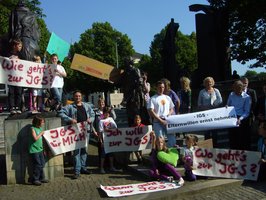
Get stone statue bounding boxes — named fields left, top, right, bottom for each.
left=161, top=18, right=180, bottom=92
left=9, top=0, right=40, bottom=61
left=117, top=58, right=150, bottom=126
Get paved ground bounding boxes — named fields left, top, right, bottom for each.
left=0, top=142, right=266, bottom=200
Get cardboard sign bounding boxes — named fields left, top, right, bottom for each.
left=101, top=181, right=181, bottom=197
left=193, top=148, right=261, bottom=181
left=103, top=125, right=153, bottom=154
left=71, top=53, right=122, bottom=82
left=0, top=56, right=55, bottom=88
left=43, top=122, right=88, bottom=155
left=46, top=32, right=70, bottom=62
left=167, top=107, right=237, bottom=133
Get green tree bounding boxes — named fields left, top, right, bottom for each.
left=67, top=22, right=134, bottom=95
left=244, top=70, right=257, bottom=79
left=208, top=0, right=266, bottom=68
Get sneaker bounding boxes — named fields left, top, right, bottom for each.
left=100, top=169, right=106, bottom=174
left=167, top=176, right=174, bottom=182
left=10, top=108, right=16, bottom=114
left=72, top=174, right=79, bottom=179
left=177, top=177, right=185, bottom=186
left=16, top=110, right=22, bottom=114
left=110, top=167, right=119, bottom=172
left=33, top=180, right=42, bottom=186
left=40, top=179, right=49, bottom=183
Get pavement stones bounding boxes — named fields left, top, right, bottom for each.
left=0, top=142, right=265, bottom=200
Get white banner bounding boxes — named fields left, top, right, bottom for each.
left=103, top=125, right=153, bottom=154
left=166, top=107, right=237, bottom=133
left=43, top=122, right=88, bottom=155
left=193, top=148, right=261, bottom=181
left=101, top=181, right=181, bottom=197
left=0, top=56, right=55, bottom=88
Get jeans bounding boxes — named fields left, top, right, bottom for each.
left=50, top=87, right=63, bottom=103
left=73, top=148, right=87, bottom=175
left=31, top=151, right=45, bottom=182
left=153, top=122, right=176, bottom=148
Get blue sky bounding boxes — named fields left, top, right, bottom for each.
left=39, top=0, right=264, bottom=75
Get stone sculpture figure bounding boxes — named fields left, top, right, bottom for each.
left=9, top=0, right=40, bottom=61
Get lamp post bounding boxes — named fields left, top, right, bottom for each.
left=115, top=41, right=119, bottom=68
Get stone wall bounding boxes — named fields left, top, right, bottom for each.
left=4, top=117, right=64, bottom=184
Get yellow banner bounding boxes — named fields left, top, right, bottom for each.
left=71, top=54, right=122, bottom=82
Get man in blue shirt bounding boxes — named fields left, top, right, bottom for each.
left=227, top=80, right=251, bottom=150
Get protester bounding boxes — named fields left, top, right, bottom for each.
left=149, top=131, right=184, bottom=185
left=257, top=120, right=266, bottom=181
left=197, top=77, right=223, bottom=111
left=142, top=71, right=151, bottom=104
left=132, top=115, right=145, bottom=164
left=58, top=90, right=95, bottom=179
left=255, top=83, right=266, bottom=121
left=98, top=106, right=119, bottom=174
left=180, top=135, right=198, bottom=181
left=94, top=98, right=116, bottom=167
left=28, top=115, right=49, bottom=186
left=50, top=54, right=67, bottom=111
left=31, top=55, right=43, bottom=112
left=197, top=77, right=223, bottom=145
left=227, top=80, right=251, bottom=150
left=7, top=38, right=23, bottom=114
left=147, top=80, right=175, bottom=147
left=179, top=76, right=192, bottom=114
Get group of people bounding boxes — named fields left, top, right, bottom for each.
left=18, top=49, right=264, bottom=185
left=5, top=38, right=67, bottom=114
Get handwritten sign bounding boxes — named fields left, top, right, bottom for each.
left=43, top=122, right=88, bottom=155
left=103, top=125, right=153, bottom=154
left=101, top=181, right=181, bottom=197
left=193, top=148, right=261, bottom=181
left=0, top=56, right=55, bottom=88
left=167, top=107, right=237, bottom=133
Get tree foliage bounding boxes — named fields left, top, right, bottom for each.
left=67, top=22, right=134, bottom=95
left=208, top=0, right=266, bottom=68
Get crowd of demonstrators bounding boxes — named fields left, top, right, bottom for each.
left=255, top=83, right=266, bottom=121
left=58, top=90, right=95, bottom=179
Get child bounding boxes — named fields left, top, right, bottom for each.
left=132, top=115, right=144, bottom=164
left=180, top=135, right=198, bottom=181
left=50, top=54, right=67, bottom=111
left=28, top=115, right=49, bottom=186
left=7, top=38, right=23, bottom=114
left=257, top=120, right=266, bottom=181
left=149, top=132, right=184, bottom=185
left=98, top=106, right=119, bottom=174
left=31, top=55, right=43, bottom=112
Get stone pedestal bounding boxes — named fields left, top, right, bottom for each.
left=4, top=117, right=64, bottom=184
